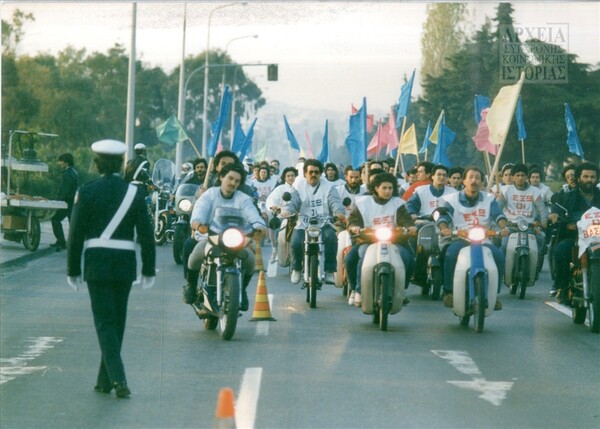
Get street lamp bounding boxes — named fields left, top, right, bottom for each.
left=220, top=34, right=258, bottom=88
left=202, top=2, right=248, bottom=158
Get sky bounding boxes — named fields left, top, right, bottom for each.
left=2, top=1, right=599, bottom=118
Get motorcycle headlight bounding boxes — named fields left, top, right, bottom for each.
left=374, top=227, right=393, bottom=242
left=178, top=198, right=192, bottom=213
left=468, top=227, right=486, bottom=241
left=518, top=219, right=528, bottom=232
left=308, top=226, right=320, bottom=238
left=222, top=228, right=245, bottom=249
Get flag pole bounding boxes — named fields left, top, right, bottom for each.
left=520, top=139, right=525, bottom=163
left=393, top=117, right=407, bottom=176
left=486, top=72, right=525, bottom=192
left=186, top=138, right=202, bottom=158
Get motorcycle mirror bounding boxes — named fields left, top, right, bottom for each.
left=342, top=197, right=352, bottom=207
left=282, top=192, right=292, bottom=202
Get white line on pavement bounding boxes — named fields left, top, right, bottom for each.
left=0, top=337, right=64, bottom=385
left=545, top=300, right=590, bottom=326
left=236, top=367, right=263, bottom=429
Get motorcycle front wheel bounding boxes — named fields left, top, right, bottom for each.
left=154, top=212, right=168, bottom=245
left=219, top=272, right=240, bottom=340
left=474, top=274, right=486, bottom=333
left=379, top=273, right=390, bottom=331
left=430, top=265, right=443, bottom=301
left=519, top=254, right=529, bottom=300
left=589, top=261, right=600, bottom=333
left=172, top=223, right=188, bottom=265
left=309, top=254, right=318, bottom=309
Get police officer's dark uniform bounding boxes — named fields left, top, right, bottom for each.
left=51, top=153, right=79, bottom=250
left=124, top=143, right=151, bottom=186
left=67, top=139, right=155, bottom=398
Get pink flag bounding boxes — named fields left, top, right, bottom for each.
left=304, top=129, right=314, bottom=158
left=384, top=109, right=399, bottom=155
left=367, top=120, right=384, bottom=158
left=472, top=108, right=498, bottom=155
left=352, top=103, right=374, bottom=133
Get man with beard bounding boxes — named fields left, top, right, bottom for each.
left=548, top=162, right=600, bottom=305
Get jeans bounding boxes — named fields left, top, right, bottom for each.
left=346, top=243, right=415, bottom=293
left=51, top=207, right=71, bottom=245
left=291, top=226, right=337, bottom=273
left=553, top=238, right=575, bottom=293
left=443, top=240, right=505, bottom=294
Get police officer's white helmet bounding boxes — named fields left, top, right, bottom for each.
left=91, top=139, right=127, bottom=155
left=134, top=143, right=147, bottom=151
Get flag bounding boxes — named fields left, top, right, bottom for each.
left=207, top=85, right=232, bottom=157
left=367, top=119, right=383, bottom=158
left=486, top=73, right=525, bottom=147
left=395, top=69, right=416, bottom=126
left=254, top=141, right=268, bottom=162
left=474, top=95, right=490, bottom=126
left=472, top=108, right=499, bottom=156
left=432, top=122, right=455, bottom=167
left=283, top=115, right=300, bottom=151
left=428, top=110, right=444, bottom=144
left=233, top=117, right=257, bottom=161
left=345, top=97, right=368, bottom=169
left=352, top=104, right=374, bottom=133
left=565, top=103, right=584, bottom=159
left=418, top=121, right=432, bottom=154
left=399, top=123, right=419, bottom=156
left=384, top=109, right=399, bottom=155
left=516, top=96, right=527, bottom=140
left=304, top=130, right=314, bottom=158
left=317, top=120, right=329, bottom=163
left=155, top=114, right=190, bottom=145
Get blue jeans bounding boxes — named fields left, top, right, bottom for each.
left=443, top=241, right=505, bottom=294
left=291, top=226, right=337, bottom=273
left=346, top=243, right=415, bottom=293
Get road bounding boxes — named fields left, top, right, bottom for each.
left=1, top=243, right=599, bottom=429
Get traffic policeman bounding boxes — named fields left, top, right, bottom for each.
left=67, top=139, right=155, bottom=398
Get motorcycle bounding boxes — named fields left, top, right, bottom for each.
left=334, top=197, right=354, bottom=299
left=448, top=227, right=499, bottom=333
left=172, top=182, right=199, bottom=264
left=504, top=219, right=539, bottom=299
left=191, top=207, right=254, bottom=340
left=302, top=215, right=335, bottom=308
left=564, top=206, right=600, bottom=333
left=355, top=226, right=408, bottom=331
left=150, top=159, right=176, bottom=245
left=267, top=192, right=295, bottom=269
left=414, top=215, right=444, bottom=300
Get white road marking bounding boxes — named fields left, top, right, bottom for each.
left=255, top=294, right=274, bottom=336
left=545, top=301, right=590, bottom=326
left=0, top=337, right=64, bottom=385
left=236, top=367, right=263, bottom=429
left=432, top=350, right=514, bottom=406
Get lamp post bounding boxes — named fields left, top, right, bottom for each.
left=202, top=2, right=247, bottom=158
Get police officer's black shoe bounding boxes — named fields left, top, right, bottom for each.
left=113, top=382, right=131, bottom=398
left=94, top=384, right=112, bottom=394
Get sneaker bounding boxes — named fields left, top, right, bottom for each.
left=183, top=284, right=197, bottom=304
left=494, top=298, right=503, bottom=311
left=291, top=270, right=301, bottom=284
left=443, top=293, right=454, bottom=308
left=348, top=291, right=356, bottom=306
left=324, top=272, right=335, bottom=284
left=354, top=292, right=362, bottom=307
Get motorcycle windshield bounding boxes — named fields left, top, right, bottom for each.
left=210, top=207, right=253, bottom=235
left=175, top=184, right=199, bottom=198
left=152, top=159, right=176, bottom=188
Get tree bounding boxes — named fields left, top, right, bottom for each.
left=1, top=9, right=34, bottom=56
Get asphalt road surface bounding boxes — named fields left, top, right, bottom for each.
left=1, top=243, right=599, bottom=429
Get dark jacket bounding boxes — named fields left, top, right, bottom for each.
left=67, top=174, right=155, bottom=283
left=56, top=166, right=79, bottom=210
left=551, top=186, right=600, bottom=240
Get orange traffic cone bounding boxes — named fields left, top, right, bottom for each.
left=255, top=243, right=264, bottom=272
left=215, top=387, right=235, bottom=429
left=250, top=270, right=276, bottom=321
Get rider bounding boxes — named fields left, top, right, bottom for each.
left=324, top=162, right=345, bottom=187
left=402, top=161, right=435, bottom=201
left=448, top=166, right=465, bottom=191
left=288, top=159, right=346, bottom=285
left=124, top=143, right=151, bottom=189
left=548, top=161, right=600, bottom=305
left=496, top=163, right=548, bottom=277
left=336, top=165, right=364, bottom=217
left=346, top=172, right=416, bottom=306
left=436, top=166, right=509, bottom=310
left=253, top=163, right=281, bottom=260
left=405, top=164, right=458, bottom=285
left=551, top=163, right=577, bottom=206
left=180, top=158, right=208, bottom=186
left=184, top=162, right=267, bottom=311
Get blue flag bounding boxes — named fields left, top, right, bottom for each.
left=345, top=97, right=368, bottom=169
left=239, top=118, right=257, bottom=161
left=565, top=103, right=584, bottom=159
left=516, top=96, right=527, bottom=140
left=395, top=69, right=415, bottom=127
left=432, top=121, right=455, bottom=167
left=317, top=120, right=329, bottom=163
left=207, top=85, right=232, bottom=158
left=231, top=117, right=245, bottom=155
left=418, top=120, right=432, bottom=154
left=474, top=95, right=490, bottom=126
left=283, top=115, right=300, bottom=151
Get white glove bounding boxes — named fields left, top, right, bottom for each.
left=140, top=275, right=155, bottom=290
left=67, top=276, right=83, bottom=291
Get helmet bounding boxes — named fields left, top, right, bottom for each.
left=134, top=143, right=147, bottom=151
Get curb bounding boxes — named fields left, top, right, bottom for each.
left=0, top=246, right=55, bottom=270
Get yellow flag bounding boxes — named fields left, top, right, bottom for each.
left=487, top=73, right=525, bottom=146
left=428, top=110, right=444, bottom=144
left=399, top=123, right=419, bottom=155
